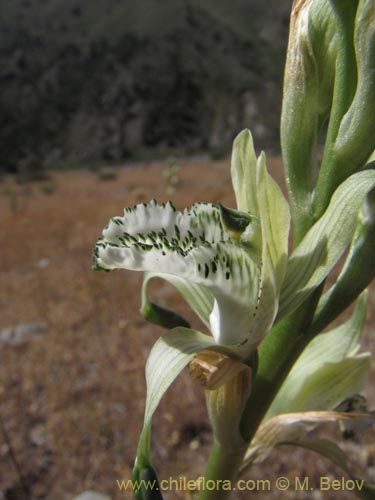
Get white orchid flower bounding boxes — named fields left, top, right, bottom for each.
left=93, top=129, right=291, bottom=360
left=92, top=129, right=291, bottom=471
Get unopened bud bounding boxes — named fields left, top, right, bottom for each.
left=334, top=0, right=375, bottom=168
left=281, top=0, right=337, bottom=241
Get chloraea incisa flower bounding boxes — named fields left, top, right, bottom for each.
left=92, top=130, right=291, bottom=361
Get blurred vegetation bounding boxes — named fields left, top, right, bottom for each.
left=0, top=0, right=292, bottom=177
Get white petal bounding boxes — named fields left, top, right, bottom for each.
left=101, top=200, right=229, bottom=247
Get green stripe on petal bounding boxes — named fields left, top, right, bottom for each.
left=256, top=152, right=290, bottom=295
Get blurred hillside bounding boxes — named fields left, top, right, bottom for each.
left=0, top=0, right=292, bottom=177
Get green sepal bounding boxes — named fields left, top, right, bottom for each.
left=140, top=299, right=190, bottom=329
left=135, top=328, right=251, bottom=475
left=131, top=463, right=142, bottom=500
left=131, top=461, right=164, bottom=500
left=141, top=272, right=213, bottom=329
left=230, top=129, right=258, bottom=215
left=136, top=328, right=221, bottom=470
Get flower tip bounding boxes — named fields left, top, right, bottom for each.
left=91, top=248, right=109, bottom=272
left=219, top=203, right=251, bottom=240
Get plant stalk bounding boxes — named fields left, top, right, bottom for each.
left=197, top=442, right=247, bottom=500
left=240, top=285, right=323, bottom=443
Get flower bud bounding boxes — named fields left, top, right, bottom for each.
left=334, top=0, right=375, bottom=169
left=281, top=0, right=337, bottom=242
left=314, top=0, right=375, bottom=217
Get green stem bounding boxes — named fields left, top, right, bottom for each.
left=197, top=442, right=247, bottom=500
left=240, top=285, right=323, bottom=442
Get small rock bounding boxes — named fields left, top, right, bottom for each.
left=30, top=425, right=48, bottom=447
left=0, top=321, right=47, bottom=346
left=37, top=257, right=50, bottom=269
left=189, top=439, right=200, bottom=450
left=0, top=328, right=12, bottom=344
left=73, top=492, right=111, bottom=500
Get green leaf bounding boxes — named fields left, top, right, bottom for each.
left=266, top=294, right=370, bottom=418
left=136, top=328, right=218, bottom=468
left=311, top=188, right=375, bottom=333
left=281, top=438, right=375, bottom=500
left=282, top=356, right=370, bottom=413
left=279, top=169, right=375, bottom=317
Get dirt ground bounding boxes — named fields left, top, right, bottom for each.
left=0, top=156, right=374, bottom=500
